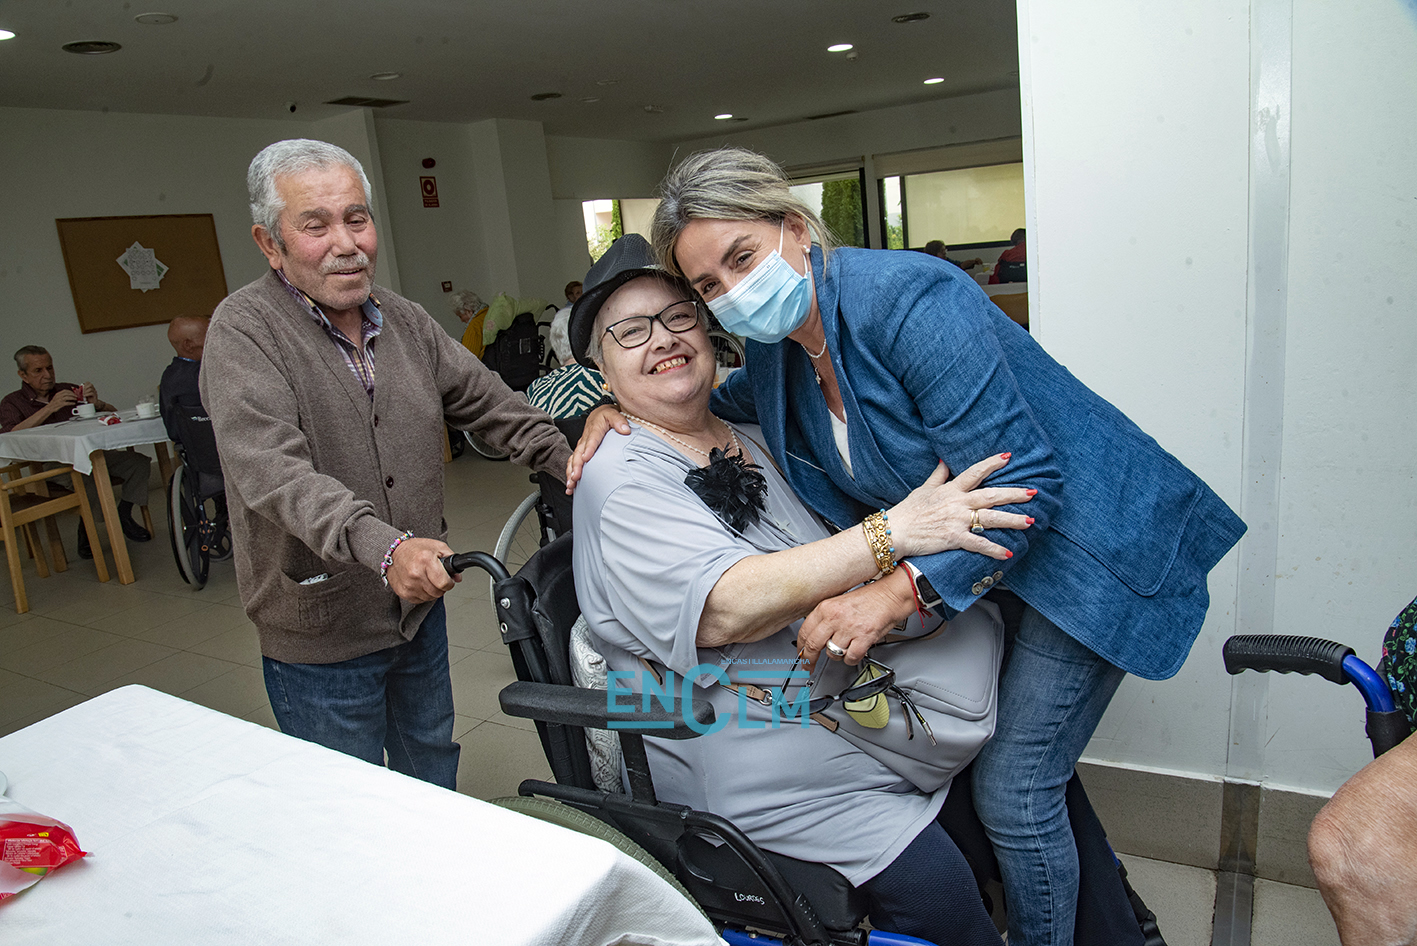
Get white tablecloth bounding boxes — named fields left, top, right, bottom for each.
left=0, top=686, right=724, bottom=946
left=0, top=412, right=168, bottom=475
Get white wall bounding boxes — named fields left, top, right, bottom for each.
left=544, top=136, right=673, bottom=201
left=0, top=105, right=392, bottom=410
left=1261, top=0, right=1417, bottom=791
left=373, top=116, right=494, bottom=337
left=1020, top=0, right=1417, bottom=793
left=372, top=121, right=671, bottom=314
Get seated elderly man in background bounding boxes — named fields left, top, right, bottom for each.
left=0, top=345, right=152, bottom=558
left=159, top=316, right=209, bottom=443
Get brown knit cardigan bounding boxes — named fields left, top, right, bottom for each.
left=201, top=271, right=571, bottom=663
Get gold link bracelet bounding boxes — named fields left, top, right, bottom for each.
left=862, top=510, right=897, bottom=576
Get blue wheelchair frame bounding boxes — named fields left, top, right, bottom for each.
left=1224, top=635, right=1413, bottom=758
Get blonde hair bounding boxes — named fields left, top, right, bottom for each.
left=649, top=147, right=836, bottom=276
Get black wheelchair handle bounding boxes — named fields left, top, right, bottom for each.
left=1222, top=635, right=1354, bottom=685
left=441, top=551, right=510, bottom=582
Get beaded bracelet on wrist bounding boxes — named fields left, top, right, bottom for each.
left=862, top=509, right=897, bottom=576
left=380, top=531, right=415, bottom=588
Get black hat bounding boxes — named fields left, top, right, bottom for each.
left=568, top=234, right=663, bottom=368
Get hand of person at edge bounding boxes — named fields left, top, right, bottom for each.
left=797, top=569, right=919, bottom=668
left=564, top=404, right=631, bottom=494
left=386, top=537, right=459, bottom=603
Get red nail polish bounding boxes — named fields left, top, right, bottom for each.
left=1001, top=452, right=1012, bottom=460
left=1026, top=517, right=1035, bottom=525
left=1005, top=550, right=1014, bottom=559
left=1026, top=489, right=1037, bottom=496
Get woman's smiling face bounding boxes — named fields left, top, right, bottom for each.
left=673, top=215, right=812, bottom=303
left=594, top=275, right=714, bottom=421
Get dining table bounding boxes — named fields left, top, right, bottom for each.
left=0, top=411, right=176, bottom=584
left=0, top=686, right=727, bottom=946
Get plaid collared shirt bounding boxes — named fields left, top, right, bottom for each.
left=275, top=269, right=383, bottom=398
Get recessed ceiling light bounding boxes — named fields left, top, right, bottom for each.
left=892, top=12, right=930, bottom=24
left=596, top=78, right=619, bottom=87
left=530, top=91, right=562, bottom=101
left=923, top=77, right=944, bottom=85
left=714, top=113, right=733, bottom=120
left=580, top=96, right=601, bottom=104
left=369, top=72, right=401, bottom=81
left=133, top=13, right=177, bottom=25
left=643, top=105, right=664, bottom=114
left=827, top=43, right=853, bottom=53
left=0, top=29, right=15, bottom=41
left=62, top=40, right=122, bottom=55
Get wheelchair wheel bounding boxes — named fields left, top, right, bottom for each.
left=491, top=490, right=542, bottom=602
left=166, top=464, right=210, bottom=589
left=490, top=796, right=706, bottom=920
left=464, top=429, right=510, bottom=461
left=706, top=329, right=746, bottom=370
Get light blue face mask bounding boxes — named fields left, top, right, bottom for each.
left=705, top=222, right=813, bottom=343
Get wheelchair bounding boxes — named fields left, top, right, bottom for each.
left=163, top=398, right=230, bottom=589
left=464, top=306, right=560, bottom=461
left=445, top=533, right=1167, bottom=946
left=1224, top=627, right=1414, bottom=759
left=485, top=416, right=582, bottom=608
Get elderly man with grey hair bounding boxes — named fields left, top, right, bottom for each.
left=200, top=138, right=570, bottom=790
left=0, top=345, right=153, bottom=558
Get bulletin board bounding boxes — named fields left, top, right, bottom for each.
left=55, top=214, right=229, bottom=333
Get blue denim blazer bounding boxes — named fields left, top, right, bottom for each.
left=710, top=247, right=1245, bottom=680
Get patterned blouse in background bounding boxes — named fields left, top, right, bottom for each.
left=1380, top=596, right=1417, bottom=728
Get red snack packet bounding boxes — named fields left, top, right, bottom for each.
left=100, top=414, right=122, bottom=426
left=1, top=800, right=86, bottom=903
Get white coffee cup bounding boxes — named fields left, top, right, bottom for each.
left=136, top=402, right=159, bottom=419
left=74, top=402, right=97, bottom=419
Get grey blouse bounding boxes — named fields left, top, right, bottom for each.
left=571, top=422, right=948, bottom=886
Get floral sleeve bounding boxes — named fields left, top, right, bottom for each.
left=1380, top=596, right=1417, bottom=728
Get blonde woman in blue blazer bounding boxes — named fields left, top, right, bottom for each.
left=571, top=148, right=1245, bottom=946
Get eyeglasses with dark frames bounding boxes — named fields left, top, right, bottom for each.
left=804, top=655, right=937, bottom=745
left=602, top=300, right=705, bottom=349
left=806, top=656, right=896, bottom=715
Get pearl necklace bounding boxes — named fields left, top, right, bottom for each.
left=623, top=413, right=741, bottom=461
left=804, top=334, right=827, bottom=359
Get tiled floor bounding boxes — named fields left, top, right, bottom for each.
left=0, top=452, right=1338, bottom=944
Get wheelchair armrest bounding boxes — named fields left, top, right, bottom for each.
left=498, top=680, right=716, bottom=740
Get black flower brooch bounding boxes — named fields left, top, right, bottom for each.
left=684, top=447, right=768, bottom=533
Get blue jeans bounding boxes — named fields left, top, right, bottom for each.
left=971, top=603, right=1125, bottom=946
left=262, top=599, right=460, bottom=790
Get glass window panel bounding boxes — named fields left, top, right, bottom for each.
left=901, top=163, right=1025, bottom=248
left=880, top=176, right=904, bottom=249
left=790, top=170, right=867, bottom=248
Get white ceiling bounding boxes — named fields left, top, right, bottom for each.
left=0, top=0, right=1019, bottom=143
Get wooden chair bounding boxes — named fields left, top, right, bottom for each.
left=0, top=463, right=110, bottom=613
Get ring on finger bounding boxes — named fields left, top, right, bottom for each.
left=824, top=641, right=847, bottom=658
left=970, top=509, right=985, bottom=535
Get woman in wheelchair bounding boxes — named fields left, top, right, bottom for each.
left=566, top=241, right=1035, bottom=945
left=571, top=149, right=1247, bottom=946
